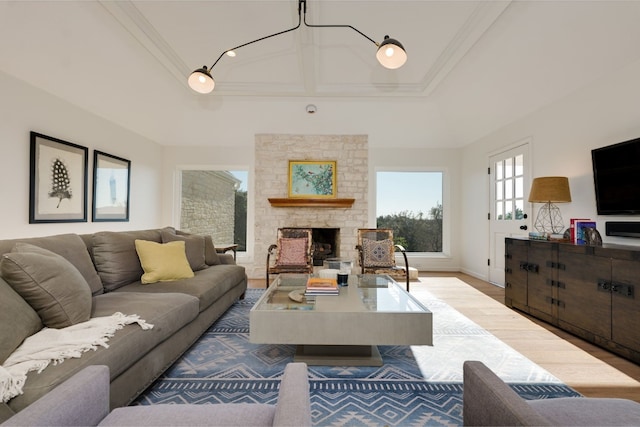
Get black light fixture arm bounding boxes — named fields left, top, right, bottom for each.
left=189, top=0, right=406, bottom=93
left=208, top=4, right=303, bottom=70
left=300, top=0, right=378, bottom=47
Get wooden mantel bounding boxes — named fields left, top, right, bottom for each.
left=268, top=198, right=355, bottom=208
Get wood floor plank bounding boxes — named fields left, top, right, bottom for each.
left=416, top=273, right=640, bottom=402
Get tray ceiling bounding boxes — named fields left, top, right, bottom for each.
left=1, top=1, right=640, bottom=147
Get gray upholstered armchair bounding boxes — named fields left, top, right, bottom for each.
left=2, top=363, right=312, bottom=427
left=463, top=360, right=640, bottom=426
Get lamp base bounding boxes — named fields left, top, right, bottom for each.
left=534, top=202, right=565, bottom=234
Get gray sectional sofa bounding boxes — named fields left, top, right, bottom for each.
left=0, top=227, right=247, bottom=422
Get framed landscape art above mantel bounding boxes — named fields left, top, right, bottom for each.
left=288, top=160, right=336, bottom=198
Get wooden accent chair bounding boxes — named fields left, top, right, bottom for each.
left=266, top=228, right=314, bottom=287
left=355, top=228, right=410, bottom=292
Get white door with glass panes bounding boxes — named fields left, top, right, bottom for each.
left=488, top=144, right=530, bottom=286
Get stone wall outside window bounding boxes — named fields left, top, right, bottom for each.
left=180, top=170, right=239, bottom=245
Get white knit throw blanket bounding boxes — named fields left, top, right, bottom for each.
left=0, top=312, right=153, bottom=403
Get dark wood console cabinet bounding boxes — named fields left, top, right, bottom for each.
left=505, top=237, right=640, bottom=364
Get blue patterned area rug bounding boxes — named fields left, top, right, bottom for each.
left=134, top=288, right=580, bottom=426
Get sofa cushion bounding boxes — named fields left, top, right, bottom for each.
left=1, top=243, right=92, bottom=329
left=6, top=291, right=200, bottom=413
left=114, top=264, right=247, bottom=312
left=204, top=236, right=221, bottom=266
left=161, top=230, right=208, bottom=271
left=134, top=240, right=195, bottom=284
left=0, top=277, right=42, bottom=364
left=0, top=234, right=103, bottom=296
left=92, top=229, right=162, bottom=291
left=175, top=230, right=221, bottom=266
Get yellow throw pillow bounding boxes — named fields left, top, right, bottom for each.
left=134, top=240, right=194, bottom=284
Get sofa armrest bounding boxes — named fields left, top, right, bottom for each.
left=272, top=363, right=312, bottom=427
left=463, top=361, right=551, bottom=426
left=218, top=253, right=236, bottom=264
left=1, top=366, right=110, bottom=427
left=0, top=404, right=15, bottom=424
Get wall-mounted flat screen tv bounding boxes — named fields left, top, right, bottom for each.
left=592, top=137, right=640, bottom=215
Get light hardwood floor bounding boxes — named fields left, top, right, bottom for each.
left=250, top=272, right=640, bottom=402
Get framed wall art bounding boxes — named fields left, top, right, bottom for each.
left=92, top=150, right=130, bottom=222
left=288, top=160, right=337, bottom=198
left=29, top=132, right=88, bottom=223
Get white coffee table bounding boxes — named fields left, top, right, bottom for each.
left=249, top=274, right=433, bottom=366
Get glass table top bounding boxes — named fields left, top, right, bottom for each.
left=254, top=273, right=428, bottom=313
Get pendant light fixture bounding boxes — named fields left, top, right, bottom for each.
left=188, top=0, right=407, bottom=94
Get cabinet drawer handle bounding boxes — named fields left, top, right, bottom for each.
left=546, top=297, right=566, bottom=308
left=546, top=280, right=567, bottom=289
left=611, top=282, right=635, bottom=298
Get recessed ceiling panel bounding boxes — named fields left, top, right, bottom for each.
left=312, top=1, right=480, bottom=87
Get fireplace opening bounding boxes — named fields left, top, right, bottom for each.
left=312, top=228, right=339, bottom=266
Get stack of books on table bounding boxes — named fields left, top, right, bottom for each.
left=305, top=277, right=339, bottom=296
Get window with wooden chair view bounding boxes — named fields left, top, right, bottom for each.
left=356, top=228, right=410, bottom=291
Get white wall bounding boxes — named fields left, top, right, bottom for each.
left=460, top=57, right=640, bottom=281
left=0, top=71, right=163, bottom=239
left=161, top=140, right=462, bottom=278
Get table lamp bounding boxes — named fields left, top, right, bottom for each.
left=528, top=176, right=572, bottom=234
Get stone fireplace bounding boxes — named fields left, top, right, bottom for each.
left=251, top=134, right=369, bottom=279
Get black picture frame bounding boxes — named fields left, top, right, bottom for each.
left=29, top=132, right=88, bottom=223
left=92, top=150, right=130, bottom=222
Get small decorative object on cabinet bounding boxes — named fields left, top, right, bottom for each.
left=505, top=237, right=640, bottom=364
left=528, top=176, right=572, bottom=234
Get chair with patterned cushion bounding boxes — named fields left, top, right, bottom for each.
left=356, top=228, right=410, bottom=292
left=266, top=228, right=314, bottom=287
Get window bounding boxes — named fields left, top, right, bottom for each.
left=376, top=171, right=443, bottom=252
left=180, top=170, right=248, bottom=251
left=494, top=154, right=524, bottom=221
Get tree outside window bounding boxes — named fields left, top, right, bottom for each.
left=376, top=171, right=443, bottom=253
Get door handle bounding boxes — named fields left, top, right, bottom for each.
left=519, top=225, right=528, bottom=230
